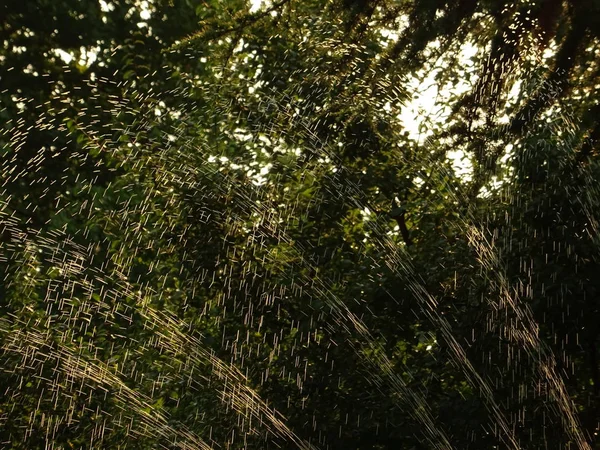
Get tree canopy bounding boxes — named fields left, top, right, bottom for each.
left=1, top=0, right=600, bottom=448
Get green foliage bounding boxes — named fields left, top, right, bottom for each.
left=1, top=0, right=600, bottom=449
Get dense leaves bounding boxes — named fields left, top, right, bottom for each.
left=1, top=0, right=600, bottom=449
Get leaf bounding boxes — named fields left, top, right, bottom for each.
left=390, top=206, right=406, bottom=217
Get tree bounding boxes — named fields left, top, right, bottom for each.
left=1, top=0, right=600, bottom=448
